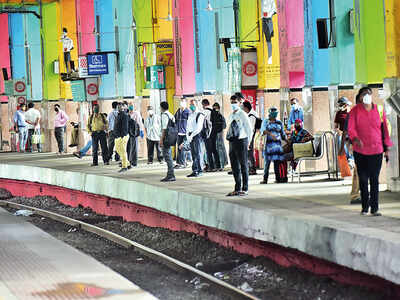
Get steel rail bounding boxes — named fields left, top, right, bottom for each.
left=0, top=200, right=260, bottom=300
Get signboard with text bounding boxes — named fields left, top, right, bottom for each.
left=87, top=54, right=109, bottom=76
left=71, top=80, right=86, bottom=102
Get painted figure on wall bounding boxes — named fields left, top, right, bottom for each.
left=262, top=0, right=277, bottom=64
left=60, top=28, right=74, bottom=73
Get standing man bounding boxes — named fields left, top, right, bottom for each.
left=25, top=102, right=41, bottom=152
left=54, top=104, right=69, bottom=155
left=87, top=104, right=109, bottom=167
left=210, top=102, right=227, bottom=171
left=242, top=101, right=259, bottom=175
left=114, top=103, right=130, bottom=172
left=13, top=104, right=28, bottom=153
left=226, top=95, right=252, bottom=196
left=287, top=98, right=304, bottom=132
left=160, top=101, right=176, bottom=182
left=129, top=103, right=144, bottom=160
left=127, top=106, right=139, bottom=168
left=201, top=99, right=214, bottom=172
left=107, top=101, right=120, bottom=162
left=174, top=99, right=190, bottom=169
left=144, top=106, right=163, bottom=164
left=185, top=100, right=205, bottom=178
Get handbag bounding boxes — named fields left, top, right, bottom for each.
left=293, top=141, right=314, bottom=159
left=32, top=130, right=42, bottom=144
left=338, top=154, right=352, bottom=177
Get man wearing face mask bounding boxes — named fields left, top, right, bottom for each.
left=144, top=106, right=163, bottom=164
left=226, top=95, right=252, bottom=196
left=185, top=100, right=205, bottom=177
left=174, top=99, right=190, bottom=169
left=87, top=104, right=109, bottom=166
left=287, top=98, right=304, bottom=132
left=335, top=97, right=353, bottom=164
left=348, top=87, right=393, bottom=216
left=13, top=104, right=28, bottom=153
left=114, top=103, right=130, bottom=172
left=54, top=104, right=69, bottom=155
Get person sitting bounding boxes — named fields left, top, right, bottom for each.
left=284, top=119, right=313, bottom=170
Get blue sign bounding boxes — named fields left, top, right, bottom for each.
left=87, top=54, right=109, bottom=75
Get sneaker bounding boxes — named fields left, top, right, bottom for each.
left=104, top=162, right=110, bottom=166
left=147, top=161, right=153, bottom=165
left=91, top=163, right=98, bottom=167
left=187, top=172, right=200, bottom=178
left=239, top=191, right=248, bottom=196
left=118, top=168, right=128, bottom=173
left=73, top=152, right=81, bottom=159
left=360, top=211, right=368, bottom=216
left=161, top=176, right=176, bottom=182
left=259, top=180, right=268, bottom=184
left=227, top=171, right=233, bottom=175
left=371, top=211, right=382, bottom=217
left=127, top=165, right=132, bottom=170
left=350, top=198, right=362, bottom=205
left=174, top=164, right=184, bottom=169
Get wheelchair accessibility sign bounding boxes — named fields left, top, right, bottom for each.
left=87, top=54, right=109, bottom=75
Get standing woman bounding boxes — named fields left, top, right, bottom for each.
left=260, top=107, right=287, bottom=184
left=348, top=87, right=393, bottom=216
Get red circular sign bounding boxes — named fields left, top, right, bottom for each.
left=17, top=96, right=26, bottom=104
left=243, top=61, right=257, bottom=77
left=87, top=83, right=98, bottom=96
left=15, top=81, right=26, bottom=93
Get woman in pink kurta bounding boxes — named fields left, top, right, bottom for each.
left=348, top=87, right=393, bottom=216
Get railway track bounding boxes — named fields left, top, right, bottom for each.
left=0, top=200, right=259, bottom=300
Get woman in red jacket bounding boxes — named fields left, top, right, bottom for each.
left=348, top=87, right=393, bottom=216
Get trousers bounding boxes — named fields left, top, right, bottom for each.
left=115, top=135, right=129, bottom=168
left=229, top=138, right=249, bottom=192
left=54, top=127, right=65, bottom=153
left=92, top=131, right=108, bottom=165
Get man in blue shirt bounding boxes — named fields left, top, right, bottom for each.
left=13, top=104, right=28, bottom=153
left=287, top=98, right=304, bottom=132
left=107, top=101, right=120, bottom=162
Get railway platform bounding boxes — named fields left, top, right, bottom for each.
left=0, top=205, right=157, bottom=300
left=0, top=152, right=400, bottom=291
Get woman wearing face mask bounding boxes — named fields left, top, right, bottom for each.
left=259, top=107, right=288, bottom=184
left=335, top=97, right=353, bottom=163
left=348, top=87, right=393, bottom=216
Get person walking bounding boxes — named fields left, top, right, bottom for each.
left=160, top=101, right=176, bottom=182
left=107, top=101, right=120, bottom=162
left=201, top=99, right=214, bottom=171
left=25, top=102, right=42, bottom=152
left=174, top=100, right=190, bottom=169
left=54, top=104, right=69, bottom=155
left=87, top=104, right=109, bottom=166
left=348, top=87, right=393, bottom=216
left=127, top=106, right=140, bottom=168
left=242, top=101, right=259, bottom=175
left=226, top=95, right=252, bottom=196
left=114, top=103, right=130, bottom=172
left=210, top=102, right=227, bottom=171
left=287, top=98, right=304, bottom=132
left=260, top=107, right=287, bottom=184
left=144, top=106, right=163, bottom=164
left=13, top=104, right=28, bottom=153
left=73, top=140, right=93, bottom=159
left=185, top=100, right=205, bottom=178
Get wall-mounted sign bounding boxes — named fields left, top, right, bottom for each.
left=87, top=54, right=109, bottom=76
left=241, top=51, right=258, bottom=87
left=71, top=80, right=86, bottom=102
left=14, top=79, right=27, bottom=96
left=79, top=56, right=89, bottom=77
left=145, top=65, right=165, bottom=89
left=85, top=77, right=99, bottom=102
left=17, top=96, right=26, bottom=104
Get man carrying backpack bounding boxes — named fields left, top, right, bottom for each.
left=127, top=106, right=140, bottom=168
left=201, top=99, right=215, bottom=172
left=87, top=104, right=109, bottom=167
left=243, top=101, right=261, bottom=175
left=160, top=101, right=176, bottom=182
left=185, top=100, right=206, bottom=178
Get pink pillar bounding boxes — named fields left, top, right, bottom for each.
left=0, top=14, right=11, bottom=102
left=76, top=0, right=96, bottom=55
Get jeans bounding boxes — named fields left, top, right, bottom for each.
left=54, top=127, right=65, bottom=153
left=162, top=146, right=175, bottom=178
left=229, top=138, right=249, bottom=192
left=248, top=138, right=256, bottom=172
left=127, top=136, right=137, bottom=166
left=115, top=135, right=129, bottom=168
left=92, top=131, right=108, bottom=165
left=18, top=127, right=28, bottom=152
left=108, top=130, right=120, bottom=161
left=209, top=135, right=221, bottom=169
left=190, top=134, right=202, bottom=174
left=263, top=159, right=283, bottom=182
left=176, top=135, right=189, bottom=166
left=27, top=128, right=42, bottom=152
left=354, top=152, right=383, bottom=213
left=79, top=140, right=93, bottom=156
left=147, top=139, right=162, bottom=163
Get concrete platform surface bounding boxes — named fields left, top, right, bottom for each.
left=0, top=207, right=157, bottom=300
left=1, top=152, right=400, bottom=286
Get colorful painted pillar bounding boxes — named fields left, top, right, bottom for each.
left=0, top=14, right=11, bottom=103
left=76, top=0, right=96, bottom=56
left=9, top=13, right=27, bottom=81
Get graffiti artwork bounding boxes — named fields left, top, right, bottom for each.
left=262, top=0, right=277, bottom=65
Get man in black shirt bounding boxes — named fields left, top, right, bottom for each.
left=114, top=103, right=130, bottom=172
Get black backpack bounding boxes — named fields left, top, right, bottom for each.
left=196, top=110, right=213, bottom=139
left=163, top=113, right=178, bottom=147
left=226, top=120, right=240, bottom=142
left=249, top=113, right=262, bottom=131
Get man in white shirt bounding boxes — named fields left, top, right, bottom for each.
left=144, top=106, right=163, bottom=164
left=201, top=98, right=216, bottom=171
left=242, top=101, right=259, bottom=175
left=25, top=102, right=41, bottom=152
left=186, top=100, right=205, bottom=177
left=226, top=95, right=252, bottom=197
left=160, top=101, right=176, bottom=182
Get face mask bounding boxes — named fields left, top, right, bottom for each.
left=128, top=105, right=134, bottom=111
left=363, top=94, right=372, bottom=105
left=213, top=107, right=219, bottom=112
left=189, top=104, right=196, bottom=112
left=295, top=125, right=302, bottom=131
left=93, top=107, right=99, bottom=114
left=55, top=108, right=59, bottom=112
left=180, top=101, right=186, bottom=108
left=340, top=105, right=347, bottom=111
left=148, top=110, right=154, bottom=115
left=292, top=103, right=299, bottom=110
left=231, top=103, right=239, bottom=111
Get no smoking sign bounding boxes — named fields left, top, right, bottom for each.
left=87, top=83, right=98, bottom=96
left=14, top=80, right=27, bottom=95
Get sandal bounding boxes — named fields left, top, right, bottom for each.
left=226, top=191, right=240, bottom=197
